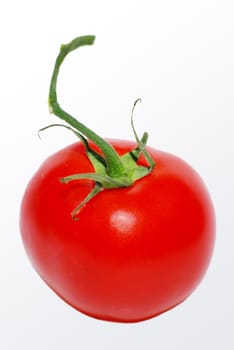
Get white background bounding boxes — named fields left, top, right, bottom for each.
left=1, top=1, right=233, bottom=349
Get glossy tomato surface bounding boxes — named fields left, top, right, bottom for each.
left=20, top=140, right=215, bottom=322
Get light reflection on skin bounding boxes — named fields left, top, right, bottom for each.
left=110, top=210, right=137, bottom=235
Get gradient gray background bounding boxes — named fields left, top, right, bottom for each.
left=1, top=0, right=233, bottom=349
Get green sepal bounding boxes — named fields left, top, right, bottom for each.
left=71, top=183, right=103, bottom=219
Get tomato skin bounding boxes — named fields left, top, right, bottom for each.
left=20, top=140, right=215, bottom=322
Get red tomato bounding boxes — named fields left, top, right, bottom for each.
left=20, top=139, right=215, bottom=323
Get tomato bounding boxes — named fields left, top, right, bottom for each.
left=20, top=139, right=215, bottom=323
left=20, top=35, right=215, bottom=322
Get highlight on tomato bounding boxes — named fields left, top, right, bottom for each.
left=20, top=35, right=215, bottom=323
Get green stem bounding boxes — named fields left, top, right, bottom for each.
left=48, top=35, right=125, bottom=178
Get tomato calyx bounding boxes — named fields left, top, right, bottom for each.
left=44, top=35, right=155, bottom=218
